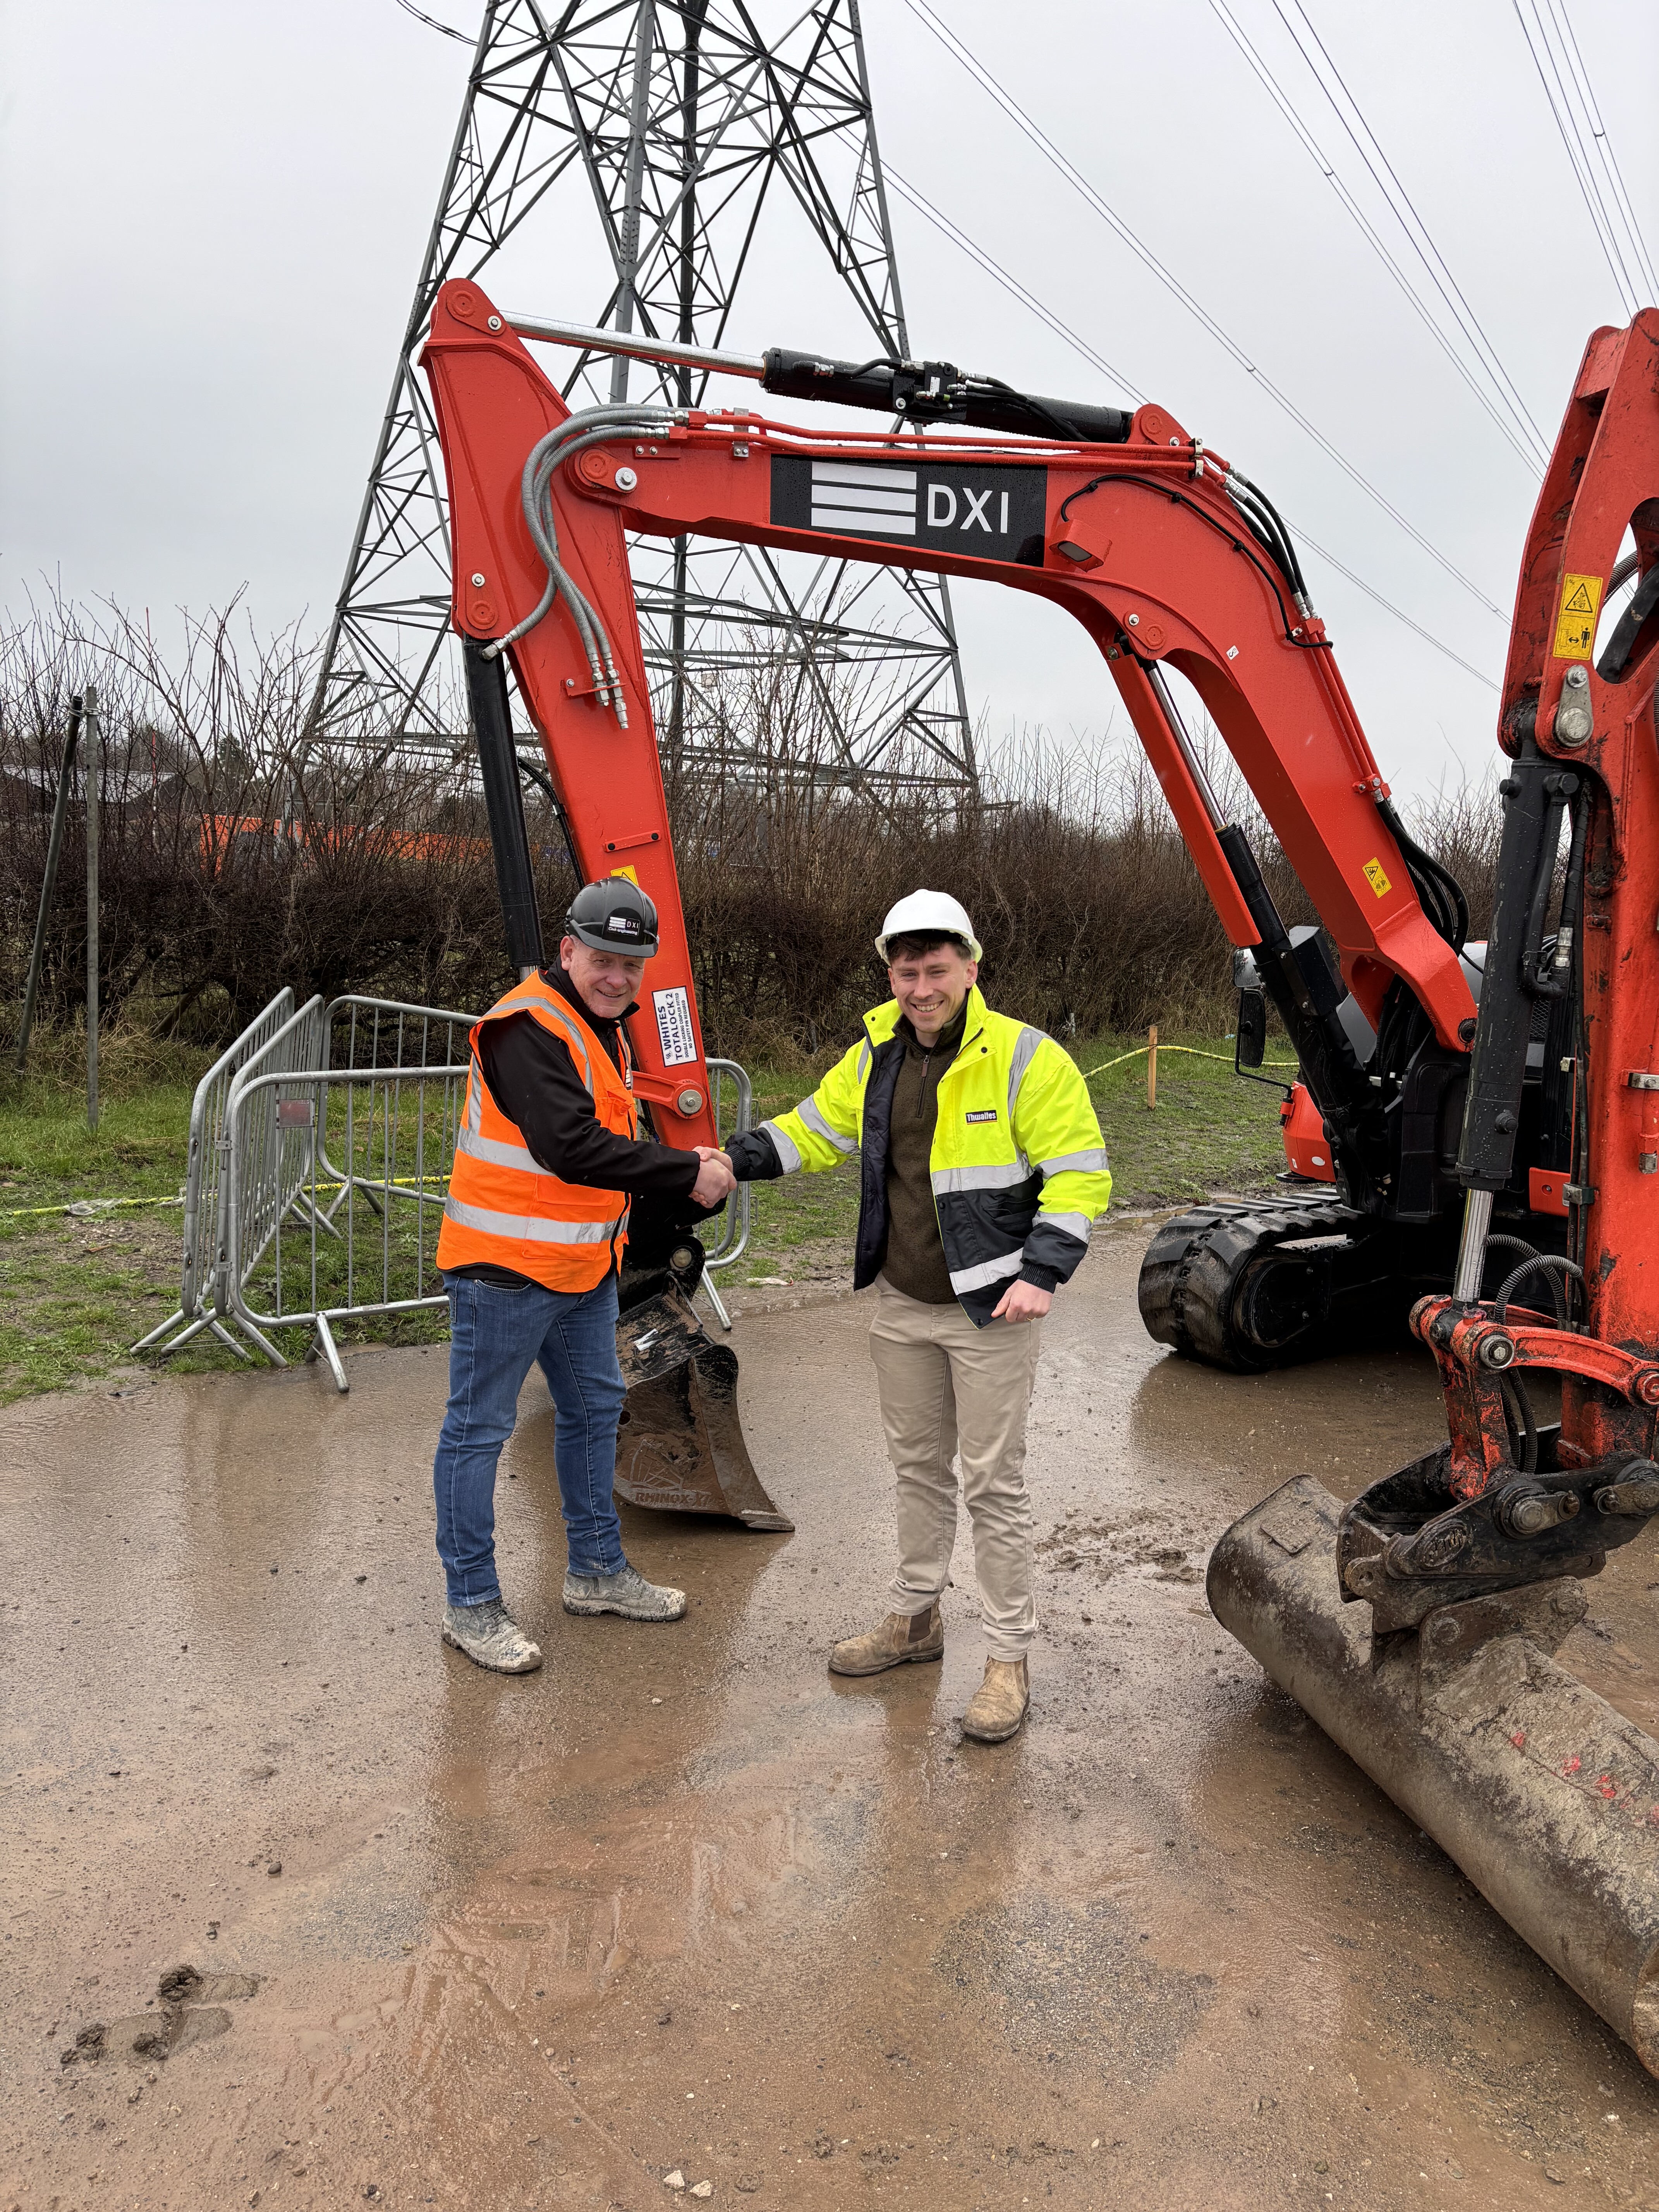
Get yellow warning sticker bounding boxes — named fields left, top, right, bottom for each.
left=1554, top=571, right=1603, bottom=660
left=1363, top=857, right=1392, bottom=898
left=608, top=864, right=639, bottom=885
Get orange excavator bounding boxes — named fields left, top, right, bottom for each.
left=418, top=280, right=1659, bottom=2073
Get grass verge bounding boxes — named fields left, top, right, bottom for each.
left=0, top=1030, right=1294, bottom=1402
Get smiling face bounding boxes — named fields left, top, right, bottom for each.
left=561, top=934, right=647, bottom=1019
left=888, top=938, right=977, bottom=1046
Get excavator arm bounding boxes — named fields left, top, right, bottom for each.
left=1207, top=309, right=1659, bottom=2082
left=419, top=277, right=1475, bottom=1209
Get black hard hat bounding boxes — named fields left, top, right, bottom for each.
left=564, top=876, right=660, bottom=957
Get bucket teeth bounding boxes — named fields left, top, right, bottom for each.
left=614, top=1287, right=793, bottom=1530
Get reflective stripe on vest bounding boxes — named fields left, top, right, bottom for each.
left=453, top=1118, right=556, bottom=1177
left=452, top=1057, right=557, bottom=1178
left=441, top=1195, right=617, bottom=1244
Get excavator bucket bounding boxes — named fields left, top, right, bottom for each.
left=1209, top=1475, right=1659, bottom=2078
left=613, top=1285, right=793, bottom=1531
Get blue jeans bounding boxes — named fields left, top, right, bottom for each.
left=433, top=1271, right=629, bottom=1605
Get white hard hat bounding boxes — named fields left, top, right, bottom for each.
left=875, top=889, right=982, bottom=963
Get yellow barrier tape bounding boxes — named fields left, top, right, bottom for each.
left=1, top=1174, right=450, bottom=1224
left=756, top=1043, right=1298, bottom=1104
left=1082, top=1044, right=1296, bottom=1080
left=1, top=1194, right=184, bottom=1222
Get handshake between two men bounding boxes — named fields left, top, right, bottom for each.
left=690, top=1144, right=738, bottom=1209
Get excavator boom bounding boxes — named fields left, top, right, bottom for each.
left=421, top=271, right=1487, bottom=1512
left=420, top=280, right=1474, bottom=1098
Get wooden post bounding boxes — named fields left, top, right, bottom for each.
left=84, top=685, right=100, bottom=1133
left=1147, top=1022, right=1158, bottom=1110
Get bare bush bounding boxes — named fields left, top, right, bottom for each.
left=669, top=672, right=1316, bottom=1060
left=0, top=593, right=572, bottom=1049
left=1407, top=777, right=1503, bottom=939
left=2, top=594, right=1503, bottom=1072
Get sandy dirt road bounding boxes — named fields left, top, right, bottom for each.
left=5, top=1218, right=1659, bottom=2212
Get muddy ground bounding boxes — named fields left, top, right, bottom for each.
left=5, top=1218, right=1659, bottom=2212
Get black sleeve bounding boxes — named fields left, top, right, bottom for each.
left=726, top=1128, right=785, bottom=1181
left=477, top=1012, right=699, bottom=1197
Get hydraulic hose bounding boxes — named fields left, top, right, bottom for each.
left=1516, top=774, right=1578, bottom=997
left=1484, top=1233, right=1563, bottom=1322
left=1499, top=1370, right=1540, bottom=1474
left=1375, top=794, right=1469, bottom=953
left=1491, top=1251, right=1583, bottom=1326
left=485, top=401, right=691, bottom=726
left=1522, top=785, right=1589, bottom=1000
left=1224, top=468, right=1310, bottom=608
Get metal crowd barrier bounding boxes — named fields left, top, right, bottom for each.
left=141, top=983, right=755, bottom=1388
left=209, top=994, right=331, bottom=1358
left=220, top=1051, right=467, bottom=1390
left=699, top=1056, right=754, bottom=1330
left=131, top=986, right=297, bottom=1360
left=324, top=994, right=474, bottom=1077
left=213, top=994, right=473, bottom=1387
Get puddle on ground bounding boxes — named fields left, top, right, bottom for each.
left=7, top=1223, right=1659, bottom=2210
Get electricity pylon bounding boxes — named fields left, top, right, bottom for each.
left=310, top=0, right=975, bottom=794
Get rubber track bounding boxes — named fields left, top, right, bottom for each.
left=1137, top=1198, right=1358, bottom=1373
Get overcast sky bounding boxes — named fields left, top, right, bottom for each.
left=3, top=0, right=1655, bottom=802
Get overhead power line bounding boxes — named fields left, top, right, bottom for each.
left=1513, top=0, right=1658, bottom=316
left=386, top=0, right=1500, bottom=693
left=881, top=168, right=1146, bottom=408
left=882, top=165, right=1499, bottom=693
left=1544, top=0, right=1659, bottom=301
left=1208, top=0, right=1548, bottom=476
left=1268, top=0, right=1552, bottom=470
left=898, top=0, right=1507, bottom=623
left=392, top=0, right=471, bottom=39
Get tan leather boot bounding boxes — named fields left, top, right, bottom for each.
left=960, top=1656, right=1029, bottom=1742
left=828, top=1602, right=944, bottom=1676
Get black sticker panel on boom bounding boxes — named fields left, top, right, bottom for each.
left=770, top=453, right=1047, bottom=564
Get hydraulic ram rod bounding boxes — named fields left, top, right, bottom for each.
left=503, top=313, right=1133, bottom=442
left=507, top=312, right=765, bottom=381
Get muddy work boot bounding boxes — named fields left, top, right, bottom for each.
left=828, top=1602, right=943, bottom=1677
left=441, top=1598, right=543, bottom=1674
left=562, top=1562, right=687, bottom=1622
left=960, top=1656, right=1029, bottom=1743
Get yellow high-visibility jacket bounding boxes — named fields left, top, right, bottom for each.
left=746, top=985, right=1111, bottom=1327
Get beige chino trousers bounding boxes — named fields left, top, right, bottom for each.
left=867, top=1277, right=1043, bottom=1661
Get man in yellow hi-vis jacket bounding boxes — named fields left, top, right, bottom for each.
left=723, top=890, right=1111, bottom=1742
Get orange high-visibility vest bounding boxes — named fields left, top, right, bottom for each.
left=436, top=971, right=639, bottom=1291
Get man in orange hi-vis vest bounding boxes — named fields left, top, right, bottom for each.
left=432, top=878, right=736, bottom=1674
